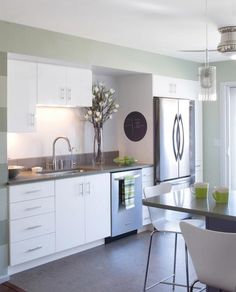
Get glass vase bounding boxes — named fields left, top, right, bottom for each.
left=93, top=126, right=104, bottom=165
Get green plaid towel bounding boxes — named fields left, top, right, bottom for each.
left=121, top=175, right=135, bottom=209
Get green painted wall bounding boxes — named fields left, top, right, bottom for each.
left=0, top=20, right=199, bottom=80
left=203, top=61, right=236, bottom=186
left=0, top=52, right=8, bottom=282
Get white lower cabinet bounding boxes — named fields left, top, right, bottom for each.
left=55, top=173, right=111, bottom=252
left=55, top=176, right=85, bottom=252
left=9, top=181, right=55, bottom=266
left=142, top=167, right=154, bottom=226
left=10, top=234, right=55, bottom=266
left=11, top=213, right=55, bottom=243
left=9, top=173, right=111, bottom=267
left=84, top=174, right=111, bottom=243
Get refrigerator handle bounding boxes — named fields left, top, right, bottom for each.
left=176, top=114, right=180, bottom=159
left=178, top=114, right=184, bottom=160
left=172, top=114, right=178, bottom=161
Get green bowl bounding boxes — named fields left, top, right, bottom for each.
left=113, top=156, right=137, bottom=166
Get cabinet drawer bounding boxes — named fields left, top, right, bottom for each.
left=142, top=176, right=154, bottom=184
left=10, top=213, right=55, bottom=243
left=10, top=197, right=55, bottom=220
left=142, top=180, right=154, bottom=198
left=142, top=167, right=153, bottom=176
left=142, top=206, right=151, bottom=225
left=10, top=233, right=55, bottom=266
left=142, top=167, right=154, bottom=183
left=9, top=181, right=54, bottom=203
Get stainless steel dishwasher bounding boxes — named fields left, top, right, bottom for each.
left=106, top=169, right=142, bottom=242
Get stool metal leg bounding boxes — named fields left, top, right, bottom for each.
left=185, top=243, right=190, bottom=292
left=190, top=280, right=200, bottom=292
left=144, top=231, right=192, bottom=291
left=172, top=233, right=178, bottom=290
left=143, top=229, right=158, bottom=292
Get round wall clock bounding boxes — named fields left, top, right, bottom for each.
left=124, top=111, right=147, bottom=142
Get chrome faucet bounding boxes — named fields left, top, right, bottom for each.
left=52, top=137, right=72, bottom=170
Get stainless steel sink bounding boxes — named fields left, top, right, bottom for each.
left=38, top=168, right=87, bottom=176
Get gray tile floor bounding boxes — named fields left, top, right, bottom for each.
left=11, top=232, right=198, bottom=292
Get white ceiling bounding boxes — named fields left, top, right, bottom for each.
left=0, top=0, right=236, bottom=63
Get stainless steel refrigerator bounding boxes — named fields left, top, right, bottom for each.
left=154, top=97, right=195, bottom=188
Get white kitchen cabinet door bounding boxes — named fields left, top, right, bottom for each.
left=38, top=63, right=66, bottom=106
left=66, top=67, right=92, bottom=107
left=85, top=173, right=111, bottom=242
left=153, top=75, right=198, bottom=100
left=55, top=177, right=85, bottom=252
left=8, top=60, right=37, bottom=132
left=153, top=75, right=178, bottom=98
left=38, top=63, right=92, bottom=107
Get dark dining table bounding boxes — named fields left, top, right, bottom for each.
left=142, top=187, right=236, bottom=292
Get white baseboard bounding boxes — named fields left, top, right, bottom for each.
left=0, top=274, right=9, bottom=284
left=8, top=239, right=104, bottom=275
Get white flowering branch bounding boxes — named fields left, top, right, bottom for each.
left=84, top=82, right=119, bottom=128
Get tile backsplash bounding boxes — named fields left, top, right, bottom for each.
left=8, top=151, right=119, bottom=170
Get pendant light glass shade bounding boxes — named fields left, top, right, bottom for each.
left=198, top=65, right=216, bottom=101
left=198, top=0, right=217, bottom=101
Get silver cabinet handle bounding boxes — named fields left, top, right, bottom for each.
left=24, top=190, right=41, bottom=194
left=79, top=183, right=83, bottom=196
left=25, top=206, right=42, bottom=211
left=134, top=174, right=140, bottom=179
left=125, top=222, right=132, bottom=226
left=60, top=87, right=65, bottom=99
left=26, top=246, right=42, bottom=253
left=85, top=182, right=90, bottom=195
left=30, top=113, right=35, bottom=126
left=67, top=88, right=72, bottom=101
left=114, top=174, right=140, bottom=181
left=25, top=225, right=42, bottom=230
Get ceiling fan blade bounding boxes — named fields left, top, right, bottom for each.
left=179, top=49, right=218, bottom=52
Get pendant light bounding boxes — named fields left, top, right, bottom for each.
left=198, top=0, right=217, bottom=101
left=217, top=26, right=236, bottom=59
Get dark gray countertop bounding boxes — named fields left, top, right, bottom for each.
left=143, top=188, right=236, bottom=221
left=8, top=163, right=153, bottom=185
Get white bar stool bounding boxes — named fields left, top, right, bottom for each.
left=143, top=184, right=204, bottom=292
left=180, top=221, right=236, bottom=292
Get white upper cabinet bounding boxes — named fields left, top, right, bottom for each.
left=8, top=60, right=37, bottom=133
left=38, top=63, right=66, bottom=106
left=153, top=75, right=198, bottom=100
left=66, top=67, right=92, bottom=107
left=37, top=63, right=92, bottom=107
